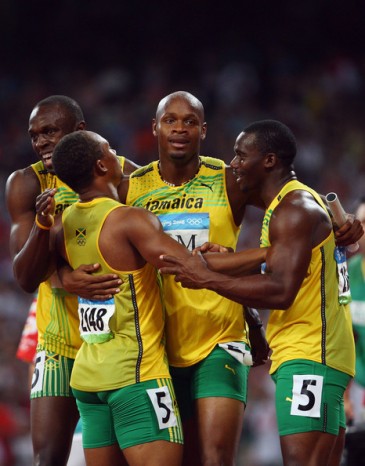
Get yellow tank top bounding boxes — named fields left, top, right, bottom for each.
left=62, top=197, right=170, bottom=391
left=31, top=161, right=81, bottom=358
left=31, top=156, right=127, bottom=359
left=260, top=180, right=355, bottom=376
left=127, top=156, right=248, bottom=367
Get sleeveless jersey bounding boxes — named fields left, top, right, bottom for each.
left=260, top=180, right=355, bottom=376
left=62, top=197, right=170, bottom=391
left=31, top=156, right=127, bottom=359
left=348, top=254, right=365, bottom=386
left=127, top=156, right=248, bottom=367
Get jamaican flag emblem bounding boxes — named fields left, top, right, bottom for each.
left=76, top=228, right=87, bottom=246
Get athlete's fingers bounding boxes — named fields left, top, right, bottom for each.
left=85, top=293, right=116, bottom=301
left=159, top=255, right=182, bottom=265
left=159, top=266, right=179, bottom=275
left=77, top=263, right=101, bottom=273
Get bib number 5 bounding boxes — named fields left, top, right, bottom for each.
left=290, top=374, right=323, bottom=418
left=147, top=386, right=178, bottom=429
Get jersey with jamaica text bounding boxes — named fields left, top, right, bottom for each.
left=127, top=156, right=249, bottom=367
left=31, top=156, right=127, bottom=359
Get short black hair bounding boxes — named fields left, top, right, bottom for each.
left=36, top=95, right=85, bottom=126
left=243, top=119, right=297, bottom=166
left=53, top=132, right=103, bottom=193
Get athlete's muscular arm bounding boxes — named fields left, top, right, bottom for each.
left=104, top=206, right=192, bottom=270
left=197, top=247, right=267, bottom=276
left=57, top=204, right=191, bottom=300
left=5, top=168, right=55, bottom=292
left=160, top=192, right=330, bottom=309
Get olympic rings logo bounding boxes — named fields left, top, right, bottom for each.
left=186, top=218, right=203, bottom=226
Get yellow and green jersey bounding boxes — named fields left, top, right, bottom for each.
left=31, top=156, right=127, bottom=359
left=127, top=156, right=249, bottom=367
left=260, top=180, right=355, bottom=376
left=62, top=197, right=170, bottom=391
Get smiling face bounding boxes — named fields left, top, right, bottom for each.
left=153, top=94, right=207, bottom=164
left=28, top=103, right=82, bottom=173
left=230, top=131, right=266, bottom=193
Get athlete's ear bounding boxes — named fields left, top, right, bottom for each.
left=264, top=152, right=277, bottom=168
left=95, top=159, right=108, bottom=175
left=201, top=122, right=207, bottom=141
left=76, top=121, right=86, bottom=131
left=152, top=119, right=157, bottom=137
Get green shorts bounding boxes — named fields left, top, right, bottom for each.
left=30, top=349, right=74, bottom=399
left=73, top=378, right=183, bottom=449
left=272, top=359, right=351, bottom=436
left=170, top=344, right=250, bottom=421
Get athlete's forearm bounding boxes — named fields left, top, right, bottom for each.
left=194, top=269, right=292, bottom=309
left=13, top=221, right=55, bottom=292
left=204, top=248, right=267, bottom=276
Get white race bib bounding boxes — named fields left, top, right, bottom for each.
left=31, top=350, right=46, bottom=395
left=290, top=374, right=323, bottom=418
left=147, top=386, right=178, bottom=429
left=159, top=212, right=209, bottom=252
left=78, top=297, right=115, bottom=344
left=334, top=246, right=351, bottom=305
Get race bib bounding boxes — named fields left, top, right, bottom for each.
left=290, top=374, right=323, bottom=418
left=31, top=350, right=46, bottom=395
left=218, top=342, right=253, bottom=366
left=334, top=246, right=351, bottom=305
left=159, top=212, right=209, bottom=252
left=147, top=386, right=178, bottom=429
left=78, top=297, right=115, bottom=344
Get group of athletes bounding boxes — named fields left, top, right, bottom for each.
left=6, top=91, right=364, bottom=466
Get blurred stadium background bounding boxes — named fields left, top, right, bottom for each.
left=1, top=1, right=365, bottom=464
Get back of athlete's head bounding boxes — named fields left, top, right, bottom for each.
left=243, top=120, right=297, bottom=166
left=53, top=131, right=103, bottom=193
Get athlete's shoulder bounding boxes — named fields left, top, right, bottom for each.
left=6, top=164, right=40, bottom=194
left=200, top=155, right=226, bottom=171
left=130, top=161, right=156, bottom=179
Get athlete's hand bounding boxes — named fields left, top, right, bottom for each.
left=335, top=214, right=363, bottom=247
left=159, top=253, right=208, bottom=289
left=61, top=263, right=122, bottom=300
left=193, top=242, right=233, bottom=255
left=35, top=188, right=57, bottom=228
left=36, top=188, right=57, bottom=216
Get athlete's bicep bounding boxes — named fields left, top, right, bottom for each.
left=266, top=205, right=313, bottom=302
left=6, top=170, right=40, bottom=257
